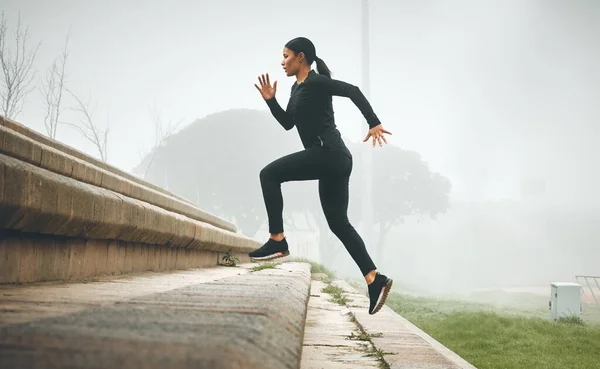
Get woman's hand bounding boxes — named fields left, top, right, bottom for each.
left=363, top=124, right=392, bottom=148
left=254, top=73, right=277, bottom=100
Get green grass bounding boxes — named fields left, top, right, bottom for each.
left=249, top=262, right=278, bottom=272
left=346, top=331, right=384, bottom=341
left=322, top=284, right=351, bottom=305
left=386, top=292, right=600, bottom=369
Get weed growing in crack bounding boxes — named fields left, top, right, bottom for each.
left=322, top=284, right=352, bottom=305
left=346, top=331, right=384, bottom=341
left=218, top=250, right=239, bottom=267
left=347, top=311, right=391, bottom=369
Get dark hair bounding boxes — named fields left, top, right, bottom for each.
left=285, top=37, right=332, bottom=78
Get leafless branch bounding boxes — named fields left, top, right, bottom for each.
left=0, top=11, right=40, bottom=119
left=40, top=30, right=70, bottom=139
left=141, top=102, right=183, bottom=178
left=64, top=89, right=109, bottom=162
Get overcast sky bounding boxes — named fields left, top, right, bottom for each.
left=2, top=0, right=599, bottom=204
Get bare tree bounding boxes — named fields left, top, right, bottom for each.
left=140, top=102, right=183, bottom=178
left=63, top=89, right=109, bottom=162
left=0, top=11, right=40, bottom=119
left=40, top=31, right=70, bottom=139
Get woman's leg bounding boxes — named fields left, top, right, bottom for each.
left=259, top=148, right=329, bottom=234
left=318, top=155, right=393, bottom=315
left=250, top=148, right=331, bottom=260
left=317, top=158, right=377, bottom=277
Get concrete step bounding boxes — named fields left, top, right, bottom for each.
left=0, top=262, right=311, bottom=369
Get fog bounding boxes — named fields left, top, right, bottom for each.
left=2, top=0, right=599, bottom=305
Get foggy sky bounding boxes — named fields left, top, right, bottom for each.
left=2, top=0, right=599, bottom=204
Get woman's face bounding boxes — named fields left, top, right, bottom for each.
left=281, top=47, right=303, bottom=77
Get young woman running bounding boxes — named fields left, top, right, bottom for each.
left=250, top=37, right=393, bottom=315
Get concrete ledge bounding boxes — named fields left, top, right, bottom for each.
left=0, top=153, right=259, bottom=258
left=0, top=230, right=252, bottom=284
left=0, top=121, right=236, bottom=233
left=0, top=115, right=196, bottom=207
left=0, top=262, right=312, bottom=369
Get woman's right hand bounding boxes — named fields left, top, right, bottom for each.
left=254, top=73, right=277, bottom=100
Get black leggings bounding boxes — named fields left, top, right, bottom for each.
left=259, top=147, right=377, bottom=276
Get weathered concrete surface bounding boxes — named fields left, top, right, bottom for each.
left=332, top=280, right=478, bottom=369
left=0, top=122, right=235, bottom=233
left=0, top=115, right=197, bottom=212
left=301, top=280, right=381, bottom=369
left=0, top=262, right=312, bottom=369
left=0, top=230, right=250, bottom=283
left=0, top=150, right=260, bottom=283
left=0, top=265, right=250, bottom=325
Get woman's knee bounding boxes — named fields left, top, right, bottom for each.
left=259, top=166, right=270, bottom=182
left=326, top=215, right=351, bottom=234
left=260, top=160, right=278, bottom=182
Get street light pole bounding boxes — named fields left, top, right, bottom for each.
left=361, top=0, right=374, bottom=252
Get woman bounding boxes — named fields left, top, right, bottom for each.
left=250, top=37, right=393, bottom=315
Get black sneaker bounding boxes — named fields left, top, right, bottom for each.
left=249, top=238, right=290, bottom=261
left=368, top=272, right=393, bottom=315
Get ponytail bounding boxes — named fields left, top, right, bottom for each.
left=315, top=56, right=332, bottom=78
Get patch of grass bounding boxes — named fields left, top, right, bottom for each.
left=557, top=315, right=586, bottom=326
left=249, top=262, right=278, bottom=272
left=365, top=347, right=394, bottom=358
left=322, top=284, right=351, bottom=306
left=387, top=292, right=600, bottom=369
left=346, top=331, right=384, bottom=341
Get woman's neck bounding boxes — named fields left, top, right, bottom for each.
left=295, top=67, right=312, bottom=84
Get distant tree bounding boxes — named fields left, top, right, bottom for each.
left=138, top=108, right=451, bottom=270
left=0, top=11, right=40, bottom=119
left=280, top=142, right=451, bottom=264
left=358, top=145, right=451, bottom=260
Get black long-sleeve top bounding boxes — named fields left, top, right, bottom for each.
left=265, top=70, right=381, bottom=155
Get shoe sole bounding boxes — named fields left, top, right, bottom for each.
left=369, top=278, right=393, bottom=315
left=250, top=250, right=290, bottom=262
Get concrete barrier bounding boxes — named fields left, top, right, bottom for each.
left=0, top=117, right=261, bottom=284
left=0, top=116, right=196, bottom=207
left=0, top=120, right=236, bottom=232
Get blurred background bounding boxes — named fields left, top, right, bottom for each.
left=1, top=0, right=599, bottom=302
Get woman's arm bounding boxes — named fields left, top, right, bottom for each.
left=265, top=97, right=295, bottom=131
left=255, top=73, right=295, bottom=131
left=311, top=76, right=382, bottom=128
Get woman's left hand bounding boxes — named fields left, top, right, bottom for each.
left=363, top=124, right=392, bottom=148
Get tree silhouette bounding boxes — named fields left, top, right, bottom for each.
left=136, top=108, right=451, bottom=266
